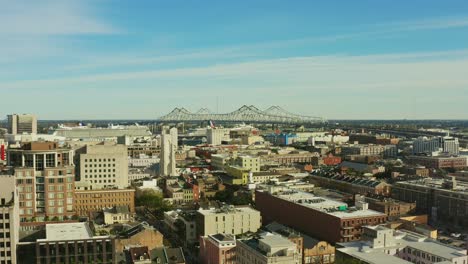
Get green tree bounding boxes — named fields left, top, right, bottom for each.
left=136, top=190, right=173, bottom=218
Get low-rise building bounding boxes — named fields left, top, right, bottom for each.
left=406, top=155, right=467, bottom=169
left=237, top=233, right=301, bottom=264
left=164, top=210, right=197, bottom=246
left=199, top=234, right=236, bottom=264
left=36, top=222, right=115, bottom=264
left=74, top=188, right=135, bottom=217
left=336, top=225, right=467, bottom=264
left=103, top=205, right=132, bottom=225
left=391, top=177, right=468, bottom=226
left=265, top=222, right=335, bottom=264
left=115, top=222, right=164, bottom=253
left=0, top=175, right=19, bottom=264
left=196, top=205, right=262, bottom=237
left=255, top=185, right=387, bottom=243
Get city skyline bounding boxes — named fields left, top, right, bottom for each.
left=1, top=0, right=468, bottom=119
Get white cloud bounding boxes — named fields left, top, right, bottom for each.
left=0, top=0, right=116, bottom=35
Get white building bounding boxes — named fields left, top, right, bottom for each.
left=75, top=143, right=129, bottom=190
left=337, top=225, right=468, bottom=264
left=0, top=175, right=19, bottom=264
left=128, top=154, right=159, bottom=168
left=207, top=128, right=230, bottom=145
left=160, top=129, right=177, bottom=176
left=413, top=136, right=459, bottom=155
left=197, top=205, right=261, bottom=236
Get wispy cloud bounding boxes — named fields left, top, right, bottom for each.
left=0, top=0, right=116, bottom=35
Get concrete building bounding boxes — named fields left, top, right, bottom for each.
left=237, top=233, right=301, bottom=264
left=265, top=222, right=336, bottom=264
left=128, top=154, right=159, bottom=168
left=7, top=114, right=37, bottom=135
left=7, top=142, right=75, bottom=222
left=75, top=143, right=129, bottom=190
left=413, top=136, right=460, bottom=155
left=255, top=185, right=387, bottom=243
left=196, top=205, right=262, bottom=237
left=36, top=222, right=115, bottom=264
left=336, top=225, right=468, bottom=264
left=0, top=175, right=19, bottom=264
left=74, top=188, right=135, bottom=217
left=199, top=233, right=236, bottom=264
left=207, top=128, right=230, bottom=146
left=234, top=155, right=260, bottom=172
left=391, top=178, right=468, bottom=226
left=160, top=129, right=177, bottom=176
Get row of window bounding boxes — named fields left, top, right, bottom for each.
left=84, top=159, right=115, bottom=162
left=85, top=169, right=116, bottom=173
left=84, top=164, right=115, bottom=168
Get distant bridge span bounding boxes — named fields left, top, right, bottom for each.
left=157, top=105, right=326, bottom=125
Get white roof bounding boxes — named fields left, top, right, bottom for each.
left=44, top=223, right=93, bottom=241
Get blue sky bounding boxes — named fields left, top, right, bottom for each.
left=1, top=0, right=468, bottom=120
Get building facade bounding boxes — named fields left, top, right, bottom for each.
left=7, top=142, right=75, bottom=222
left=199, top=234, right=236, bottom=264
left=255, top=186, right=387, bottom=243
left=75, top=143, right=129, bottom=190
left=160, top=128, right=177, bottom=176
left=74, top=189, right=135, bottom=217
left=236, top=233, right=301, bottom=264
left=0, top=175, right=19, bottom=264
left=7, top=114, right=37, bottom=135
left=196, top=205, right=262, bottom=237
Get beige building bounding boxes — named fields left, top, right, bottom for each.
left=115, top=222, right=164, bottom=253
left=0, top=175, right=19, bottom=264
left=75, top=143, right=129, bottom=190
left=207, top=128, right=230, bottom=146
left=7, top=142, right=75, bottom=222
left=237, top=233, right=301, bottom=264
left=74, top=188, right=135, bottom=217
left=103, top=205, right=132, bottom=225
left=7, top=114, right=37, bottom=135
left=196, top=205, right=261, bottom=237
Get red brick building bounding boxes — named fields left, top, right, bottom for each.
left=255, top=187, right=387, bottom=243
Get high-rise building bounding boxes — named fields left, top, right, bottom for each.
left=7, top=114, right=37, bottom=135
left=413, top=136, right=459, bottom=155
left=74, top=143, right=129, bottom=190
left=0, top=175, right=19, bottom=264
left=7, top=142, right=75, bottom=222
left=160, top=128, right=177, bottom=176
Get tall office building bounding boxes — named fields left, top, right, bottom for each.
left=0, top=175, right=19, bottom=264
left=160, top=128, right=177, bottom=176
left=74, top=143, right=129, bottom=190
left=7, top=114, right=37, bottom=135
left=413, top=136, right=459, bottom=155
left=7, top=142, right=75, bottom=222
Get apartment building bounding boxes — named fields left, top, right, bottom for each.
left=0, top=175, right=19, bottom=264
left=7, top=142, right=75, bottom=222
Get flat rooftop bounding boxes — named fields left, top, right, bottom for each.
left=271, top=189, right=385, bottom=219
left=43, top=222, right=93, bottom=241
left=198, top=206, right=259, bottom=216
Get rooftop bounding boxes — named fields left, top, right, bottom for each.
left=198, top=205, right=259, bottom=216
left=43, top=222, right=93, bottom=241
left=264, top=187, right=385, bottom=219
